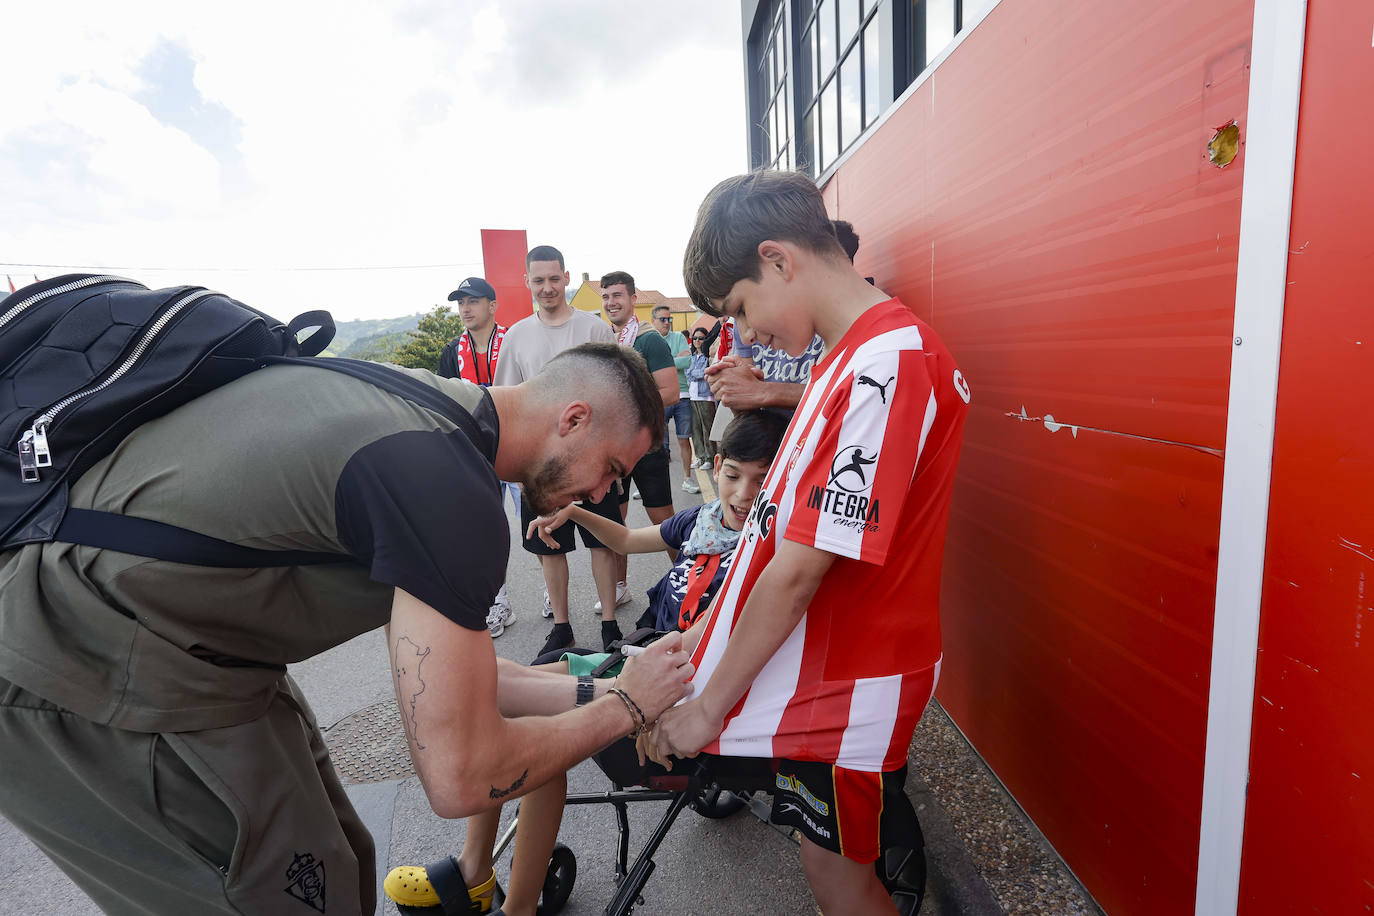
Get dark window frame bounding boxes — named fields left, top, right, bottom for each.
left=745, top=0, right=972, bottom=178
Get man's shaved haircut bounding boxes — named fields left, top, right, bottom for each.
left=683, top=170, right=846, bottom=316
left=530, top=342, right=666, bottom=444
left=526, top=245, right=566, bottom=269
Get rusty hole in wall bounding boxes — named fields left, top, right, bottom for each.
left=1209, top=121, right=1240, bottom=168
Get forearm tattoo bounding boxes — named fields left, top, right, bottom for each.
left=489, top=769, right=529, bottom=800
left=393, top=636, right=431, bottom=751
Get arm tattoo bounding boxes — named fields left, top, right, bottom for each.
left=393, top=636, right=431, bottom=751
left=489, top=769, right=529, bottom=800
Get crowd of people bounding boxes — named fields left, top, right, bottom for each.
left=0, top=170, right=969, bottom=916
left=435, top=220, right=866, bottom=661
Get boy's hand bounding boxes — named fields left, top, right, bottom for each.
left=615, top=631, right=695, bottom=728
left=644, top=697, right=722, bottom=769
left=705, top=357, right=768, bottom=410
left=525, top=504, right=578, bottom=547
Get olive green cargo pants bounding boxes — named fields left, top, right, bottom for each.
left=0, top=675, right=374, bottom=915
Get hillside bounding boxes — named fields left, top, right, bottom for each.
left=320, top=314, right=422, bottom=358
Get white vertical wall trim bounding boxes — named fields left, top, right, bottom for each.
left=1196, top=2, right=1308, bottom=915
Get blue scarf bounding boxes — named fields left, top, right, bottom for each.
left=681, top=499, right=742, bottom=558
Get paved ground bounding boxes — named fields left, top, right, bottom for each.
left=0, top=459, right=1103, bottom=915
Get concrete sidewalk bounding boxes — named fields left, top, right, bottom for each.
left=0, top=462, right=1102, bottom=915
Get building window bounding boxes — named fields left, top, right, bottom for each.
left=903, top=0, right=987, bottom=83
left=752, top=1, right=794, bottom=171
left=796, top=0, right=889, bottom=175
left=745, top=0, right=987, bottom=178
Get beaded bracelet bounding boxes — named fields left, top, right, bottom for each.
left=607, top=687, right=648, bottom=736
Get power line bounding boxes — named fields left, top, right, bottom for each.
left=0, top=260, right=484, bottom=273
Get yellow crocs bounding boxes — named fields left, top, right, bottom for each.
left=384, top=858, right=496, bottom=912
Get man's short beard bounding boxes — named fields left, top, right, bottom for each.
left=523, top=454, right=573, bottom=515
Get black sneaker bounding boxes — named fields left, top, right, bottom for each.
left=537, top=622, right=574, bottom=659
left=601, top=620, right=624, bottom=652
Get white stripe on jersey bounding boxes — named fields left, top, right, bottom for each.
left=915, top=390, right=938, bottom=484
left=835, top=674, right=903, bottom=770
left=715, top=615, right=807, bottom=756
left=809, top=344, right=904, bottom=558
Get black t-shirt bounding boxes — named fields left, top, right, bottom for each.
left=335, top=416, right=505, bottom=631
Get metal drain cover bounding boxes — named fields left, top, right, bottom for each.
left=324, top=700, right=414, bottom=784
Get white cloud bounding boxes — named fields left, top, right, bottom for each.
left=0, top=0, right=748, bottom=321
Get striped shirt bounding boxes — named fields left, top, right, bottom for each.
left=687, top=298, right=970, bottom=771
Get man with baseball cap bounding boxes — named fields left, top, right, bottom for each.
left=440, top=277, right=505, bottom=386
left=438, top=276, right=518, bottom=638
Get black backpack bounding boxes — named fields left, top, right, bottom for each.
left=0, top=274, right=475, bottom=566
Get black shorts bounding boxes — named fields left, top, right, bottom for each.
left=593, top=739, right=914, bottom=864
left=520, top=486, right=622, bottom=555
left=617, top=446, right=672, bottom=509
left=768, top=759, right=914, bottom=864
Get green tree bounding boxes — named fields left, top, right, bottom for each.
left=391, top=305, right=465, bottom=372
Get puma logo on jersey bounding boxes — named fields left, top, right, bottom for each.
left=857, top=374, right=895, bottom=403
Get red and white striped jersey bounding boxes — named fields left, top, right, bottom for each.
left=687, top=298, right=970, bottom=771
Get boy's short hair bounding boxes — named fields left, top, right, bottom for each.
left=600, top=270, right=636, bottom=295
left=526, top=245, right=566, bottom=269
left=719, top=410, right=789, bottom=466
left=683, top=170, right=846, bottom=316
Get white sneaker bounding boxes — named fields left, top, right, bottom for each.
left=541, top=589, right=553, bottom=618
left=486, top=602, right=515, bottom=638
left=594, top=581, right=632, bottom=611
left=630, top=488, right=642, bottom=500
left=681, top=479, right=701, bottom=494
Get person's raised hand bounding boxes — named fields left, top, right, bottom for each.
left=614, top=631, right=694, bottom=726
left=525, top=504, right=577, bottom=548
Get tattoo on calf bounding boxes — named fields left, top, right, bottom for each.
left=489, top=769, right=529, bottom=800
left=393, top=636, right=431, bottom=751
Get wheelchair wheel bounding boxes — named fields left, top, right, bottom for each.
left=535, top=843, right=577, bottom=916
left=689, top=785, right=749, bottom=819
left=875, top=844, right=926, bottom=916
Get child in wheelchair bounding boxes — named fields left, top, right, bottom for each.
left=385, top=410, right=788, bottom=915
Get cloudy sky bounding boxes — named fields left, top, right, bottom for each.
left=0, top=1, right=748, bottom=321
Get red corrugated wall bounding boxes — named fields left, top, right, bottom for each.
left=824, top=1, right=1253, bottom=912
left=1240, top=3, right=1374, bottom=912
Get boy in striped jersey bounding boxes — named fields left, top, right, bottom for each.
left=648, top=171, right=971, bottom=914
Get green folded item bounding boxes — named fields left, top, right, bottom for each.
left=562, top=651, right=624, bottom=678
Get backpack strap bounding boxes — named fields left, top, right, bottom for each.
left=55, top=509, right=346, bottom=567
left=286, top=311, right=336, bottom=357
left=48, top=358, right=488, bottom=568
left=265, top=356, right=485, bottom=447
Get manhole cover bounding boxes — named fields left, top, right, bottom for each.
left=324, top=700, right=414, bottom=784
